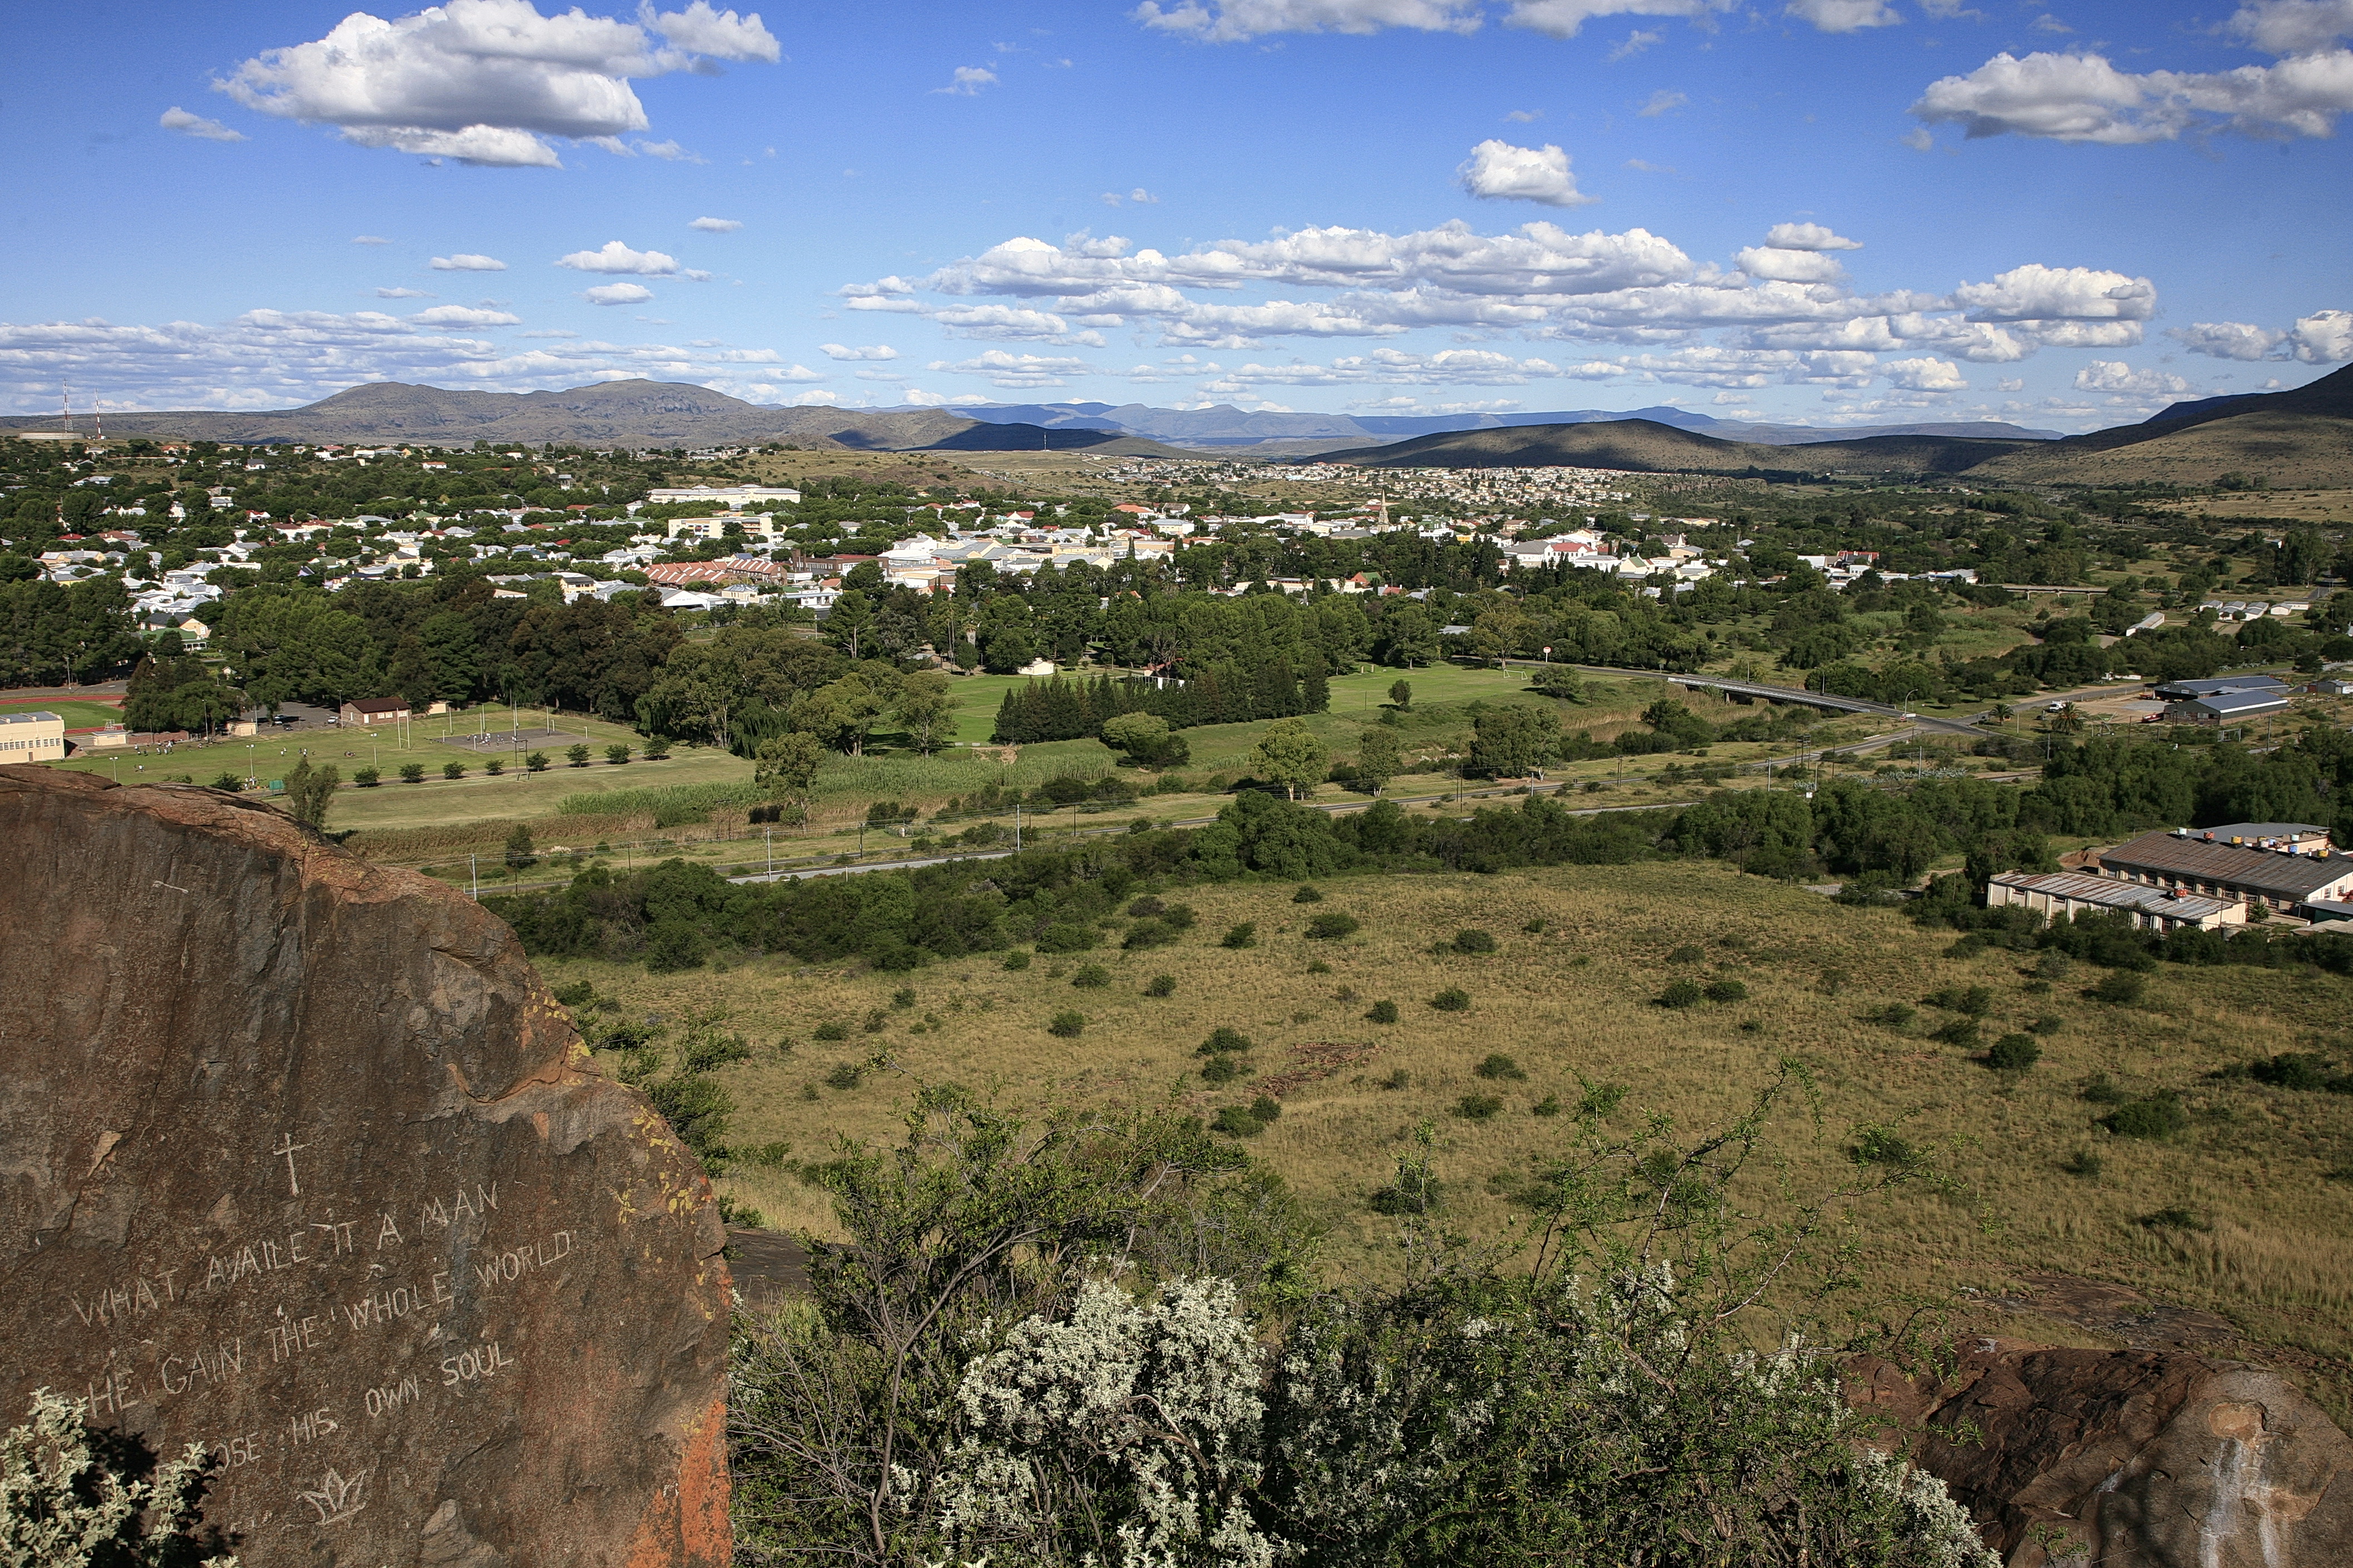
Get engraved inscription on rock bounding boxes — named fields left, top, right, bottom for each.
left=0, top=767, right=732, bottom=1567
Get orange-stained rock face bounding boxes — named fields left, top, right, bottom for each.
left=1853, top=1338, right=2353, bottom=1568
left=0, top=766, right=730, bottom=1567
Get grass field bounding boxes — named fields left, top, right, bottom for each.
left=3, top=697, right=125, bottom=729
left=551, top=862, right=2353, bottom=1417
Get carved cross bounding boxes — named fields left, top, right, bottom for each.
left=272, top=1132, right=309, bottom=1196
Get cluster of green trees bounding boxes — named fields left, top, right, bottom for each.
left=989, top=658, right=1331, bottom=744
left=0, top=575, right=144, bottom=686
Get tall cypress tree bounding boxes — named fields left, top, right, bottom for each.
left=1302, top=652, right=1330, bottom=714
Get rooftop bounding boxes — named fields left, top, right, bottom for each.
left=0, top=711, right=62, bottom=726
left=1990, top=870, right=2236, bottom=925
left=2099, top=829, right=2353, bottom=899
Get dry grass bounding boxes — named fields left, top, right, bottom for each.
left=550, top=862, right=2353, bottom=1413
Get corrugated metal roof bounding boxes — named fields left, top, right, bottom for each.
left=2175, top=689, right=2292, bottom=715
left=2156, top=675, right=2290, bottom=697
left=2205, top=822, right=2329, bottom=841
left=2099, top=830, right=2353, bottom=897
left=1990, top=870, right=2235, bottom=923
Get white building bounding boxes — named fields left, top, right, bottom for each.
left=0, top=712, right=66, bottom=762
left=644, top=485, right=801, bottom=509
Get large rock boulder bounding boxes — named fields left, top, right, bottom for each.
left=1853, top=1338, right=2353, bottom=1567
left=0, top=767, right=731, bottom=1566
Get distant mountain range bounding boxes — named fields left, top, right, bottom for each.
left=1320, top=363, right=2353, bottom=488
left=5, top=368, right=2344, bottom=486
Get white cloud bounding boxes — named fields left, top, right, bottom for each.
left=410, top=305, right=523, bottom=326
left=1785, top=0, right=1899, bottom=31
left=1100, top=187, right=1161, bottom=206
left=160, top=107, right=245, bottom=142
left=431, top=254, right=509, bottom=271
left=689, top=216, right=743, bottom=232
left=2074, top=360, right=2191, bottom=394
left=1952, top=262, right=2155, bottom=325
left=1764, top=221, right=1861, bottom=251
left=926, top=349, right=1095, bottom=387
left=937, top=66, right=998, bottom=95
left=1637, top=89, right=1687, bottom=115
left=1910, top=48, right=2353, bottom=143
left=1505, top=0, right=1737, bottom=40
left=1882, top=356, right=1967, bottom=390
left=556, top=240, right=680, bottom=275
left=1607, top=28, right=1663, bottom=58
left=637, top=138, right=702, bottom=162
left=2289, top=308, right=2353, bottom=362
left=820, top=343, right=901, bottom=360
left=0, top=309, right=808, bottom=413
left=217, top=0, right=778, bottom=168
left=352, top=235, right=391, bottom=245
left=1458, top=140, right=1596, bottom=207
left=1734, top=246, right=1849, bottom=284
left=2231, top=0, right=2353, bottom=54
left=583, top=282, right=656, bottom=305
left=1133, top=0, right=1482, bottom=43
left=2168, top=320, right=2285, bottom=360
left=374, top=287, right=435, bottom=299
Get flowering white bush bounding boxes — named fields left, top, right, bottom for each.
left=2, top=1390, right=238, bottom=1567
left=933, top=1277, right=1274, bottom=1568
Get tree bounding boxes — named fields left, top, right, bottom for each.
left=825, top=590, right=878, bottom=660
left=1530, top=664, right=1583, bottom=702
left=1381, top=607, right=1439, bottom=668
left=504, top=822, right=537, bottom=870
left=1355, top=726, right=1401, bottom=794
left=1388, top=679, right=1413, bottom=710
left=566, top=742, right=592, bottom=767
left=754, top=730, right=826, bottom=808
left=893, top=670, right=957, bottom=756
left=280, top=755, right=340, bottom=830
left=792, top=671, right=892, bottom=755
left=1101, top=710, right=1189, bottom=769
left=1468, top=704, right=1556, bottom=779
left=1253, top=717, right=1329, bottom=801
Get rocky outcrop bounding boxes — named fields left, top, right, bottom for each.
left=1853, top=1338, right=2353, bottom=1567
left=0, top=766, right=730, bottom=1566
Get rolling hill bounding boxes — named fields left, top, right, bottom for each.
left=1318, top=419, right=2038, bottom=478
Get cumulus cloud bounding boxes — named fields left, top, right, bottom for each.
left=1951, top=262, right=2155, bottom=325
left=556, top=240, right=680, bottom=275
left=2231, top=0, right=2353, bottom=54
left=1734, top=246, right=1849, bottom=284
left=1785, top=0, right=1899, bottom=31
left=160, top=107, right=245, bottom=142
left=937, top=66, right=997, bottom=95
left=926, top=349, right=1094, bottom=387
left=637, top=138, right=702, bottom=162
left=1637, top=89, right=1689, bottom=115
left=1910, top=47, right=2353, bottom=143
left=1764, top=221, right=1861, bottom=251
left=1882, top=356, right=1967, bottom=390
left=217, top=0, right=778, bottom=168
left=431, top=254, right=508, bottom=271
left=582, top=282, right=656, bottom=305
left=820, top=343, right=901, bottom=360
left=2074, top=360, right=2191, bottom=394
left=1133, top=0, right=1482, bottom=43
left=374, top=287, right=436, bottom=299
left=1506, top=0, right=1738, bottom=39
left=410, top=305, right=522, bottom=326
left=689, top=216, right=743, bottom=232
left=2168, top=320, right=2285, bottom=360
left=1457, top=140, right=1596, bottom=206
left=1101, top=188, right=1161, bottom=206
left=2289, top=308, right=2353, bottom=361
left=0, top=308, right=809, bottom=414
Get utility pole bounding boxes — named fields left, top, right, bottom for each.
left=765, top=825, right=773, bottom=876
left=469, top=854, right=478, bottom=901
left=1015, top=802, right=1022, bottom=850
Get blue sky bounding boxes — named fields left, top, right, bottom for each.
left=5, top=0, right=2349, bottom=430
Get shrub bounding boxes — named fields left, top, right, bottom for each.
left=1523, top=918, right=1549, bottom=934
left=1047, top=1011, right=1085, bottom=1039
left=2092, top=971, right=2147, bottom=1005
left=1002, top=950, right=1032, bottom=971
left=1923, top=985, right=1994, bottom=1016
left=1161, top=904, right=1198, bottom=931
left=1035, top=923, right=1100, bottom=954
left=1451, top=929, right=1498, bottom=955
left=825, top=1062, right=864, bottom=1090
left=1475, top=1053, right=1526, bottom=1081
left=2106, top=1093, right=2187, bottom=1138
left=1378, top=1068, right=1410, bottom=1090
left=527, top=750, right=549, bottom=772
left=1123, top=920, right=1178, bottom=950
left=1429, top=987, right=1471, bottom=1013
left=2026, top=1014, right=2063, bottom=1035
left=1668, top=944, right=1704, bottom=964
left=1126, top=895, right=1165, bottom=917
left=1852, top=1127, right=1918, bottom=1167
left=1368, top=1000, right=1399, bottom=1024
left=399, top=762, right=426, bottom=783
left=2061, top=1149, right=2103, bottom=1177
left=1865, top=1003, right=1915, bottom=1027
left=812, top=1021, right=850, bottom=1043
left=1211, top=1105, right=1265, bottom=1137
left=1201, top=1054, right=1244, bottom=1085
left=1199, top=1027, right=1253, bottom=1056
left=1532, top=1094, right=1562, bottom=1116
left=2035, top=950, right=2073, bottom=980
left=1702, top=979, right=1748, bottom=1004
left=1932, top=1019, right=1982, bottom=1050
left=1145, top=974, right=1176, bottom=998
left=1658, top=979, right=1703, bottom=1009
left=1070, top=965, right=1109, bottom=989
left=2081, top=1073, right=2125, bottom=1104
left=644, top=737, right=672, bottom=761
left=1222, top=922, right=1258, bottom=950
left=1987, top=1034, right=2042, bottom=1070
left=1305, top=959, right=1332, bottom=975
left=891, top=988, right=917, bottom=1009
left=1249, top=1094, right=1280, bottom=1123
left=1305, top=912, right=1361, bottom=940
left=567, top=743, right=592, bottom=766
left=353, top=766, right=381, bottom=787
left=441, top=760, right=468, bottom=781
left=1293, top=885, right=1324, bottom=903
left=2140, top=1205, right=2209, bottom=1231
left=207, top=771, right=246, bottom=792
left=1455, top=1093, right=1503, bottom=1122
left=485, top=757, right=505, bottom=776
left=1, top=1389, right=235, bottom=1565
left=2245, top=1052, right=2347, bottom=1091
left=605, top=743, right=633, bottom=765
